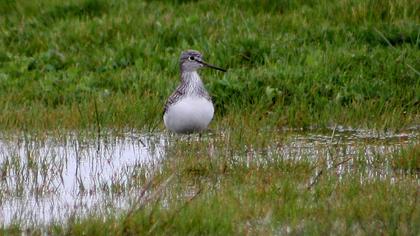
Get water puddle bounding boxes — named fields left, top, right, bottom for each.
left=0, top=131, right=166, bottom=226
left=0, top=128, right=418, bottom=227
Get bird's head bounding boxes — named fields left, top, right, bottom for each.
left=180, top=50, right=226, bottom=73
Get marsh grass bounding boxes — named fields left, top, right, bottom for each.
left=1, top=128, right=419, bottom=235
left=1, top=0, right=419, bottom=131
left=392, top=143, right=420, bottom=173
left=1, top=0, right=420, bottom=234
left=49, top=137, right=420, bottom=235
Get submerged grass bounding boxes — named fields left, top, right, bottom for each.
left=1, top=0, right=420, bottom=234
left=47, top=141, right=420, bottom=235
left=1, top=129, right=419, bottom=235
left=1, top=0, right=419, bottom=131
left=392, top=143, right=420, bottom=173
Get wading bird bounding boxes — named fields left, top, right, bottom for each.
left=163, top=50, right=226, bottom=134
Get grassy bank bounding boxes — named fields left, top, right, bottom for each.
left=1, top=0, right=419, bottom=131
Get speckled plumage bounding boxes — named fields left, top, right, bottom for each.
left=163, top=71, right=212, bottom=115
left=163, top=50, right=225, bottom=134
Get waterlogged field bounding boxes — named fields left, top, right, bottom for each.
left=1, top=0, right=419, bottom=130
left=1, top=0, right=420, bottom=235
left=0, top=128, right=419, bottom=234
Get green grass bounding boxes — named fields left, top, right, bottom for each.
left=1, top=0, right=419, bottom=131
left=3, top=132, right=418, bottom=235
left=1, top=0, right=420, bottom=235
left=392, top=144, right=420, bottom=172
left=1, top=128, right=419, bottom=235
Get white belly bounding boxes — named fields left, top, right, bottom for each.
left=164, top=96, right=214, bottom=134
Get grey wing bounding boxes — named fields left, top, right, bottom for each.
left=163, top=88, right=183, bottom=115
left=163, top=85, right=212, bottom=115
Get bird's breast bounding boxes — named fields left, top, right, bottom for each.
left=163, top=96, right=214, bottom=134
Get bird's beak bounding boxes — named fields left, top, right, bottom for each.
left=195, top=59, right=227, bottom=72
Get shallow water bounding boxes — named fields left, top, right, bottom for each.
left=0, top=128, right=418, bottom=227
left=0, top=131, right=166, bottom=226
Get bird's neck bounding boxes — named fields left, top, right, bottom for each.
left=181, top=71, right=205, bottom=95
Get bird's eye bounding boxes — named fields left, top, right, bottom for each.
left=188, top=56, right=195, bottom=61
